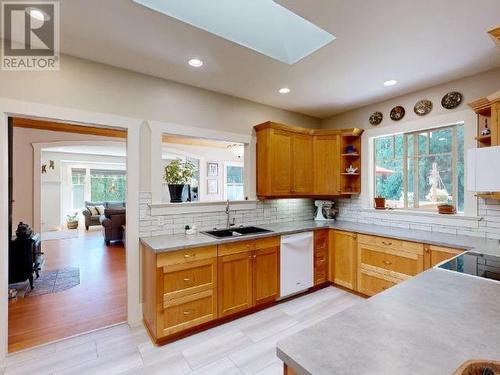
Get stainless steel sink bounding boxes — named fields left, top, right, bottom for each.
left=203, top=226, right=273, bottom=239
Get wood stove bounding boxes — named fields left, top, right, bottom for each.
left=9, top=222, right=43, bottom=289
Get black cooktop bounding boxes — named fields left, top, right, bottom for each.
left=439, top=252, right=500, bottom=282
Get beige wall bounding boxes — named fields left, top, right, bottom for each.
left=12, top=127, right=118, bottom=231
left=0, top=55, right=320, bottom=133
left=321, top=67, right=500, bottom=129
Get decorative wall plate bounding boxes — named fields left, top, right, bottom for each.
left=441, top=91, right=463, bottom=109
left=414, top=99, right=433, bottom=116
left=390, top=106, right=405, bottom=121
left=369, top=111, right=383, bottom=126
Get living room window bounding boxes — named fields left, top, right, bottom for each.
left=374, top=123, right=464, bottom=212
left=71, top=168, right=86, bottom=209
left=90, top=169, right=127, bottom=202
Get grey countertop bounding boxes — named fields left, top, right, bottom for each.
left=140, top=220, right=500, bottom=257
left=140, top=221, right=500, bottom=374
left=277, top=268, right=500, bottom=375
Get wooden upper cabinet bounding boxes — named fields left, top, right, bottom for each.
left=292, top=133, right=313, bottom=194
left=255, top=122, right=362, bottom=198
left=329, top=230, right=357, bottom=290
left=218, top=251, right=253, bottom=318
left=313, top=135, right=340, bottom=195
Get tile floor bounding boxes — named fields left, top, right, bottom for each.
left=1, top=286, right=362, bottom=375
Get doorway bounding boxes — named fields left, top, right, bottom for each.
left=7, top=117, right=128, bottom=352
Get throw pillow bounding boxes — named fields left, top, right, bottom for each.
left=95, top=205, right=106, bottom=215
left=88, top=206, right=99, bottom=216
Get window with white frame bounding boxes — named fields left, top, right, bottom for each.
left=374, top=123, right=464, bottom=212
left=223, top=162, right=244, bottom=201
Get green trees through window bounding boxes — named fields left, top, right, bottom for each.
left=90, top=169, right=126, bottom=202
left=374, top=123, right=464, bottom=212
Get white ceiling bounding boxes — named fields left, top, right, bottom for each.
left=59, top=0, right=500, bottom=118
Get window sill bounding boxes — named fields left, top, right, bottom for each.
left=149, top=199, right=258, bottom=216
left=359, top=208, right=480, bottom=221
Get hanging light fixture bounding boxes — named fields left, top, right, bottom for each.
left=227, top=144, right=244, bottom=159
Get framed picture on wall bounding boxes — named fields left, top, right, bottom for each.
left=207, top=179, right=218, bottom=194
left=207, top=162, right=218, bottom=177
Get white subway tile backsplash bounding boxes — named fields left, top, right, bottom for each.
left=139, top=194, right=315, bottom=238
left=334, top=195, right=500, bottom=239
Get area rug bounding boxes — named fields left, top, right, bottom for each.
left=41, top=230, right=79, bottom=241
left=10, top=267, right=81, bottom=298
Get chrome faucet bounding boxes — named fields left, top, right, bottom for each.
left=225, top=200, right=231, bottom=229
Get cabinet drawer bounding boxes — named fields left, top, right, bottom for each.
left=162, top=258, right=217, bottom=301
left=358, top=243, right=423, bottom=278
left=218, top=236, right=279, bottom=256
left=358, top=269, right=398, bottom=296
left=157, top=245, right=217, bottom=268
left=358, top=234, right=423, bottom=255
left=158, top=289, right=216, bottom=337
left=314, top=230, right=329, bottom=251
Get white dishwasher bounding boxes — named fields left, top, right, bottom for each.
left=280, top=231, right=314, bottom=298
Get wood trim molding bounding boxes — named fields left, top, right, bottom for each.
left=253, top=121, right=363, bottom=137
left=13, top=117, right=127, bottom=138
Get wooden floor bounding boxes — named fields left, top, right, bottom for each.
left=8, top=228, right=127, bottom=353
left=3, top=286, right=362, bottom=375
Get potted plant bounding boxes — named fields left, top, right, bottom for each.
left=66, top=212, right=79, bottom=229
left=374, top=196, right=386, bottom=210
left=164, top=159, right=195, bottom=203
left=438, top=202, right=456, bottom=214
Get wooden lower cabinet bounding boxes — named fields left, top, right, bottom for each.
left=424, top=244, right=464, bottom=269
left=158, top=289, right=216, bottom=337
left=254, top=246, right=280, bottom=305
left=314, top=230, right=329, bottom=285
left=329, top=230, right=357, bottom=290
left=218, top=251, right=253, bottom=317
left=358, top=268, right=399, bottom=296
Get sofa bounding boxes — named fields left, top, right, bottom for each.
left=100, top=208, right=126, bottom=245
left=82, top=201, right=125, bottom=230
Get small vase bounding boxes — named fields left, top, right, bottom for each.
left=374, top=197, right=386, bottom=209
left=168, top=184, right=186, bottom=203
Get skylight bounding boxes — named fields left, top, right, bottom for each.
left=133, top=0, right=335, bottom=64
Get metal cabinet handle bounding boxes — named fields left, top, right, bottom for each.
left=183, top=310, right=193, bottom=315
left=183, top=278, right=191, bottom=282
left=382, top=241, right=392, bottom=246
left=382, top=260, right=392, bottom=265
left=184, top=253, right=195, bottom=258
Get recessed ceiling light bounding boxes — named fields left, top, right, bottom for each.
left=188, top=58, right=203, bottom=67
left=383, top=79, right=398, bottom=87
left=279, top=87, right=291, bottom=94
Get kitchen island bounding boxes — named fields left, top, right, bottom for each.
left=277, top=267, right=500, bottom=375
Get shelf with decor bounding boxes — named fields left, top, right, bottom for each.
left=468, top=90, right=500, bottom=199
left=339, top=132, right=362, bottom=195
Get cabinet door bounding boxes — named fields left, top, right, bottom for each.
left=491, top=101, right=500, bottom=146
left=313, top=135, right=339, bottom=195
left=357, top=268, right=398, bottom=297
left=292, top=133, right=314, bottom=194
left=218, top=251, right=253, bottom=317
left=253, top=246, right=280, bottom=306
left=329, top=230, right=357, bottom=290
left=314, top=230, right=329, bottom=285
left=270, top=129, right=293, bottom=195
left=424, top=245, right=464, bottom=269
